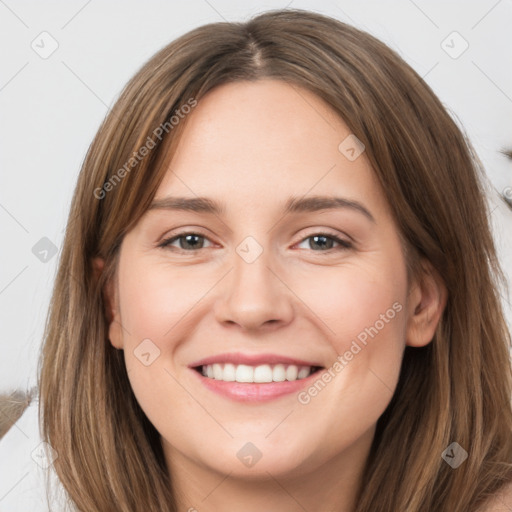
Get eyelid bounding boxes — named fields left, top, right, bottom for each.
left=293, top=230, right=353, bottom=251
left=157, top=228, right=354, bottom=253
left=157, top=230, right=214, bottom=250
left=295, top=227, right=353, bottom=243
left=156, top=225, right=213, bottom=244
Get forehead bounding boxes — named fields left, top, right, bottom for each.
left=155, top=80, right=386, bottom=218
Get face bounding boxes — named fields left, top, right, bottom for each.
left=104, top=80, right=442, bottom=484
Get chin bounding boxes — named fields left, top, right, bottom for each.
left=197, top=436, right=319, bottom=480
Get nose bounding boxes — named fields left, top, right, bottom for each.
left=213, top=247, right=294, bottom=332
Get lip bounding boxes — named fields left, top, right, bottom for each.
left=191, top=369, right=322, bottom=402
left=188, top=352, right=322, bottom=368
left=188, top=352, right=324, bottom=403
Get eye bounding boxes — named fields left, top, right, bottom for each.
left=296, top=233, right=352, bottom=252
left=158, top=233, right=213, bottom=251
left=158, top=231, right=353, bottom=253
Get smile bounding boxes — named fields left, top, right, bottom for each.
left=189, top=353, right=324, bottom=402
left=199, top=363, right=319, bottom=383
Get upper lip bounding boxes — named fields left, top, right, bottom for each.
left=189, top=352, right=323, bottom=368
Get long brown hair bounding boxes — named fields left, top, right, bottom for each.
left=38, top=9, right=512, bottom=511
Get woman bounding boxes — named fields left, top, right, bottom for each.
left=35, top=8, right=512, bottom=511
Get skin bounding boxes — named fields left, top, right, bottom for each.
left=99, top=80, right=446, bottom=511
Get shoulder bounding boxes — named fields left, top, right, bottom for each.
left=477, top=479, right=512, bottom=511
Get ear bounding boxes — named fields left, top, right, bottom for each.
left=405, top=259, right=447, bottom=347
left=92, top=257, right=124, bottom=350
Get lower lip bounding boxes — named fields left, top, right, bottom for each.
left=191, top=369, right=322, bottom=402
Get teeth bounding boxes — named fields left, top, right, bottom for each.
left=286, top=365, right=298, bottom=381
left=201, top=363, right=315, bottom=383
left=254, top=364, right=273, bottom=383
left=223, top=363, right=236, bottom=382
left=235, top=364, right=253, bottom=383
left=297, top=367, right=310, bottom=379
left=213, top=364, right=223, bottom=380
left=273, top=364, right=286, bottom=382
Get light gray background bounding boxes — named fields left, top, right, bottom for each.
left=1, top=0, right=511, bottom=392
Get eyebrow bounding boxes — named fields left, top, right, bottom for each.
left=149, top=195, right=375, bottom=223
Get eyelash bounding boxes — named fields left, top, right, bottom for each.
left=157, top=231, right=353, bottom=254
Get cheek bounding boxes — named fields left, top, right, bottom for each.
left=307, top=256, right=407, bottom=349
left=115, top=258, right=218, bottom=424
left=113, top=261, right=182, bottom=402
left=117, top=260, right=206, bottom=344
left=288, top=265, right=407, bottom=465
left=300, top=254, right=408, bottom=409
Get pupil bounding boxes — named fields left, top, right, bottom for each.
left=312, top=235, right=332, bottom=250
left=182, top=234, right=202, bottom=250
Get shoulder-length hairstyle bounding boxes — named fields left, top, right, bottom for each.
left=38, top=8, right=512, bottom=512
